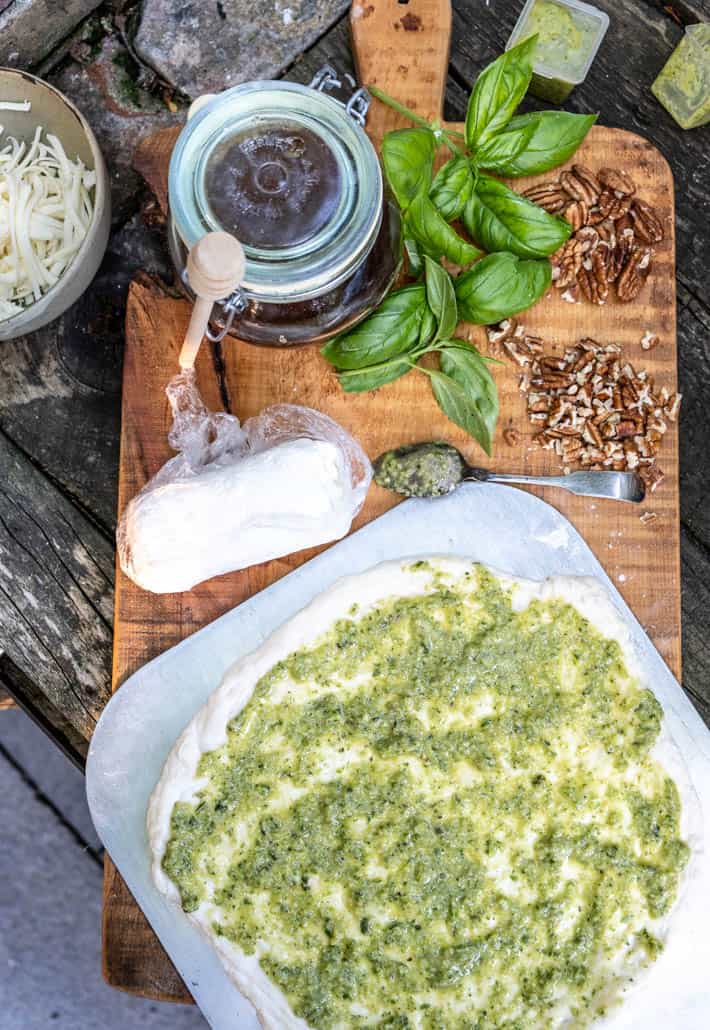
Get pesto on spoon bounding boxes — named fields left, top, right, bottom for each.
left=373, top=442, right=646, bottom=503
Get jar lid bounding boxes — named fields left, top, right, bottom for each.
left=169, top=81, right=383, bottom=302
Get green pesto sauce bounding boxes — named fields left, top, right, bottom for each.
left=520, top=1, right=602, bottom=103
left=652, top=24, right=710, bottom=130
left=373, top=443, right=465, bottom=499
left=163, top=565, right=689, bottom=1029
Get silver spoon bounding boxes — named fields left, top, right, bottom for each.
left=373, top=443, right=646, bottom=504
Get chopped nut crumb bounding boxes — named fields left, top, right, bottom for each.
left=639, top=511, right=658, bottom=525
left=503, top=425, right=521, bottom=446
left=640, top=330, right=659, bottom=351
left=492, top=322, right=680, bottom=492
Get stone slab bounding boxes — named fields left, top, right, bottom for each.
left=134, top=0, right=350, bottom=99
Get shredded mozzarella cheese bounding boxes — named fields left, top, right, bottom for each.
left=0, top=122, right=96, bottom=320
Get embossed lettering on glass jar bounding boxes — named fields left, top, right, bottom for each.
left=168, top=80, right=402, bottom=346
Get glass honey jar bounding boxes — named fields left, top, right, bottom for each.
left=168, top=70, right=402, bottom=346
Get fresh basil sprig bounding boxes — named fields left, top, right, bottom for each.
left=463, top=175, right=571, bottom=258
left=321, top=36, right=598, bottom=453
left=322, top=261, right=498, bottom=454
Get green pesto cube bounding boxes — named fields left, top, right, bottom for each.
left=508, top=0, right=610, bottom=103
left=652, top=24, right=710, bottom=130
left=162, top=564, right=688, bottom=1029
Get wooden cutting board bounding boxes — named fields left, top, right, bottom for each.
left=105, top=0, right=679, bottom=1002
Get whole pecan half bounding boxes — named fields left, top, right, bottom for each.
left=630, top=198, right=664, bottom=243
left=560, top=168, right=599, bottom=206
left=607, top=227, right=635, bottom=283
left=578, top=248, right=609, bottom=305
left=563, top=199, right=589, bottom=231
left=520, top=182, right=569, bottom=213
left=598, top=167, right=636, bottom=196
left=554, top=231, right=597, bottom=288
left=617, top=244, right=653, bottom=302
left=598, top=188, right=633, bottom=222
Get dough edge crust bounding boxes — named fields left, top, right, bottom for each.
left=146, top=556, right=703, bottom=1030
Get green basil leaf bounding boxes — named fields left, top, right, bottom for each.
left=424, top=256, right=458, bottom=342
left=463, top=175, right=571, bottom=258
left=493, top=111, right=598, bottom=176
left=455, top=251, right=551, bottom=324
left=404, top=236, right=424, bottom=279
left=337, top=355, right=412, bottom=393
left=465, top=36, right=536, bottom=148
left=321, top=284, right=426, bottom=370
left=418, top=303, right=438, bottom=347
left=439, top=343, right=498, bottom=455
left=429, top=369, right=492, bottom=455
left=406, top=191, right=483, bottom=267
left=381, top=128, right=436, bottom=211
left=429, top=155, right=474, bottom=221
left=475, top=120, right=537, bottom=172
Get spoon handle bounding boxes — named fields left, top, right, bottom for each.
left=465, top=468, right=646, bottom=504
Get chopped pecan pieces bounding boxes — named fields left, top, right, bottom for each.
left=488, top=323, right=681, bottom=492
left=640, top=331, right=659, bottom=351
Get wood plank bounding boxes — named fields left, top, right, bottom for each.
left=106, top=0, right=682, bottom=1002
left=0, top=429, right=114, bottom=741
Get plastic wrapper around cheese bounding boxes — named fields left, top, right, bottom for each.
left=117, top=369, right=371, bottom=594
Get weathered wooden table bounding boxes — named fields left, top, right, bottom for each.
left=0, top=0, right=708, bottom=978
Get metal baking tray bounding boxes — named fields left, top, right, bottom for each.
left=86, top=484, right=710, bottom=1028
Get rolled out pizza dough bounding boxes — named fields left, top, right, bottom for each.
left=147, top=557, right=701, bottom=1029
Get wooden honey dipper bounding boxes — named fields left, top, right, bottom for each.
left=179, top=231, right=246, bottom=369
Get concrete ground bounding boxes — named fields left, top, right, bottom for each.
left=0, top=710, right=208, bottom=1029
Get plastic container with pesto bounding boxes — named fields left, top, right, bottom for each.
left=652, top=23, right=710, bottom=130
left=507, top=0, right=610, bottom=104
left=168, top=76, right=402, bottom=346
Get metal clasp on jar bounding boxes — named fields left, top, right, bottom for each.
left=180, top=266, right=248, bottom=342
left=309, top=65, right=371, bottom=126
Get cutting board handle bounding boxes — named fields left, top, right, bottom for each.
left=350, top=0, right=451, bottom=135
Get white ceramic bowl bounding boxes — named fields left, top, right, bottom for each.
left=0, top=68, right=111, bottom=340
